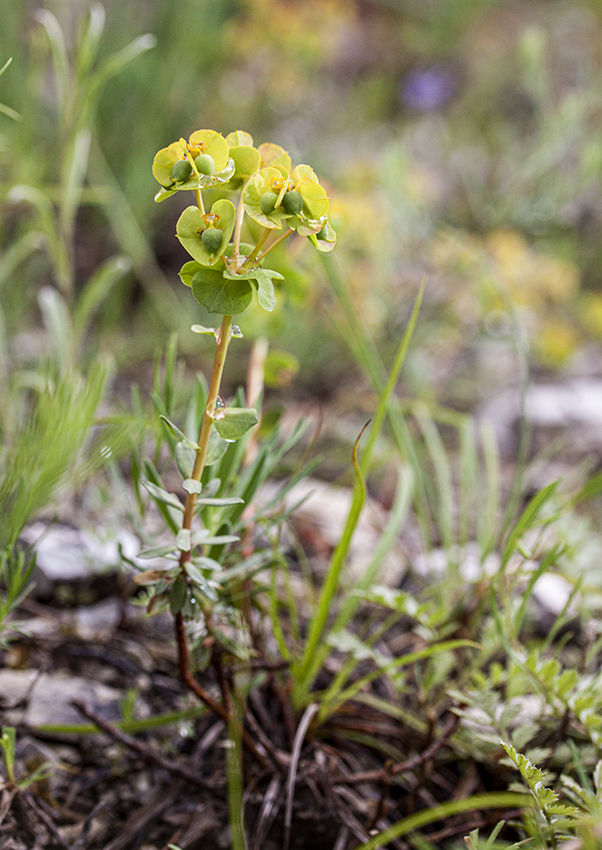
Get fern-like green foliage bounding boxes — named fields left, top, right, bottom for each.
left=500, top=740, right=579, bottom=822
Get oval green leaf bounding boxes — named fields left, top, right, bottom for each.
left=213, top=407, right=258, bottom=441
left=254, top=271, right=276, bottom=312
left=179, top=260, right=203, bottom=287
left=176, top=528, right=192, bottom=552
left=192, top=268, right=253, bottom=315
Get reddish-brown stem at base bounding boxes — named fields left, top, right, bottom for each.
left=174, top=612, right=270, bottom=769
left=175, top=612, right=229, bottom=721
left=211, top=644, right=232, bottom=714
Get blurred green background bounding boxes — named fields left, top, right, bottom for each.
left=2, top=0, right=602, bottom=409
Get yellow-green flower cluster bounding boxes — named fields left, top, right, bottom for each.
left=152, top=129, right=336, bottom=252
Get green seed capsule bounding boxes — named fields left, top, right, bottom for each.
left=316, top=225, right=329, bottom=240
left=201, top=228, right=223, bottom=254
left=171, top=159, right=193, bottom=183
left=260, top=191, right=279, bottom=216
left=281, top=190, right=303, bottom=216
left=195, top=154, right=215, bottom=176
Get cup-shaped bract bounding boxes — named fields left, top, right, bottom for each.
left=176, top=199, right=237, bottom=265
left=152, top=131, right=234, bottom=203
left=281, top=165, right=331, bottom=238
left=290, top=165, right=329, bottom=220
left=226, top=130, right=262, bottom=185
left=243, top=159, right=330, bottom=236
left=188, top=130, right=230, bottom=171
left=242, top=167, right=290, bottom=229
left=258, top=142, right=292, bottom=176
left=308, top=218, right=337, bottom=252
left=153, top=140, right=188, bottom=188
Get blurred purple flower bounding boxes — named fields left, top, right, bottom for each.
left=401, top=65, right=456, bottom=111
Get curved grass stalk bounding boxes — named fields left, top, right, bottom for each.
left=352, top=792, right=533, bottom=850
left=291, top=276, right=425, bottom=707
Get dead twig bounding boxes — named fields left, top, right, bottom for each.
left=331, top=713, right=460, bottom=786
left=70, top=700, right=219, bottom=792
left=365, top=759, right=393, bottom=832
left=20, top=789, right=73, bottom=850
left=244, top=706, right=289, bottom=769
left=100, top=784, right=180, bottom=850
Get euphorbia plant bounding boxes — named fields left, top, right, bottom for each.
left=137, top=129, right=336, bottom=757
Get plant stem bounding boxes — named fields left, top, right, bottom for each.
left=174, top=611, right=269, bottom=769
left=171, top=313, right=271, bottom=770
left=256, top=227, right=294, bottom=261
left=241, top=227, right=270, bottom=268
left=179, top=314, right=233, bottom=561
left=195, top=187, right=205, bottom=215
left=232, top=184, right=248, bottom=259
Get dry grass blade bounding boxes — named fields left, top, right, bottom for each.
left=284, top=703, right=319, bottom=850
left=331, top=714, right=459, bottom=785
left=250, top=774, right=284, bottom=850
left=333, top=825, right=351, bottom=850
left=0, top=787, right=16, bottom=828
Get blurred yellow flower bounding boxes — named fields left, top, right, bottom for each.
left=578, top=293, right=602, bottom=339
left=534, top=318, right=581, bottom=366
left=485, top=229, right=580, bottom=307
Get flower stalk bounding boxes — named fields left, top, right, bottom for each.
left=178, top=313, right=233, bottom=562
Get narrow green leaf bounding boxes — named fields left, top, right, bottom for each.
left=169, top=575, right=187, bottom=614
left=175, top=443, right=195, bottom=479
left=223, top=267, right=283, bottom=282
left=192, top=556, right=223, bottom=572
left=75, top=3, right=106, bottom=79
left=353, top=793, right=533, bottom=850
left=501, top=481, right=558, bottom=569
left=36, top=10, right=69, bottom=114
left=205, top=429, right=228, bottom=465
left=192, top=530, right=239, bottom=546
left=190, top=324, right=217, bottom=337
left=571, top=471, right=602, bottom=506
left=142, top=480, right=184, bottom=512
left=137, top=545, right=177, bottom=559
left=73, top=255, right=131, bottom=338
left=89, top=33, right=156, bottom=94
left=159, top=416, right=198, bottom=451
left=61, top=128, right=92, bottom=235
left=183, top=561, right=207, bottom=587
left=196, top=496, right=244, bottom=507
left=0, top=103, right=21, bottom=121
